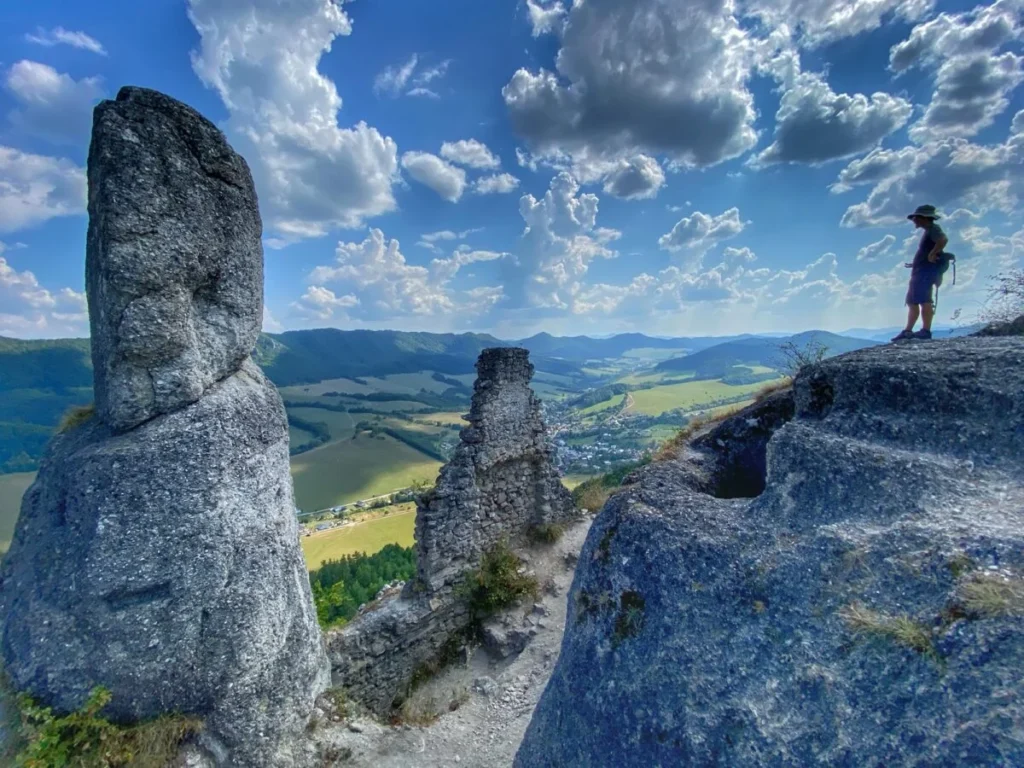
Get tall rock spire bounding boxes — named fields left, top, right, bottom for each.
left=0, top=87, right=329, bottom=766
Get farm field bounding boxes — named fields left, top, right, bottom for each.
left=624, top=378, right=785, bottom=416
left=621, top=347, right=690, bottom=361
left=580, top=394, right=626, bottom=416
left=411, top=411, right=467, bottom=426
left=301, top=504, right=416, bottom=570
left=281, top=377, right=374, bottom=397
left=290, top=432, right=442, bottom=512
left=289, top=424, right=316, bottom=447
left=0, top=472, right=35, bottom=554
left=561, top=474, right=596, bottom=490
left=287, top=407, right=356, bottom=440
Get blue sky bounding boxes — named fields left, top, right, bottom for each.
left=1, top=0, right=1022, bottom=340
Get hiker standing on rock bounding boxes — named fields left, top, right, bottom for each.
left=892, top=204, right=950, bottom=341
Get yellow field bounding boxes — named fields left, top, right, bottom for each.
left=0, top=472, right=35, bottom=554
left=301, top=506, right=416, bottom=570
left=561, top=474, right=597, bottom=490
left=411, top=411, right=467, bottom=426
left=290, top=432, right=441, bottom=512
left=624, top=378, right=785, bottom=416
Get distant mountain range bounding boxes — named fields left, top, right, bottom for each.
left=656, top=331, right=878, bottom=377
left=0, top=327, right=884, bottom=474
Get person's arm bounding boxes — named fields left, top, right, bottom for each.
left=927, top=225, right=948, bottom=262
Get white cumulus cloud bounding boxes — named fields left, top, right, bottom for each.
left=5, top=60, right=104, bottom=146
left=440, top=139, right=500, bottom=169
left=474, top=173, right=520, bottom=195
left=401, top=151, right=467, bottom=202
left=187, top=0, right=400, bottom=242
left=0, top=146, right=86, bottom=232
left=659, top=208, right=748, bottom=260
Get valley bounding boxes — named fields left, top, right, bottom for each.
left=0, top=327, right=878, bottom=564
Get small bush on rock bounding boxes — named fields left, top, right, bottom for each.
left=15, top=686, right=201, bottom=768
left=528, top=523, right=565, bottom=544
left=459, top=541, right=538, bottom=618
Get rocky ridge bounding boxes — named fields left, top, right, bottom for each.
left=0, top=86, right=328, bottom=767
left=517, top=336, right=1024, bottom=766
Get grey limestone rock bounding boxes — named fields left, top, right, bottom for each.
left=86, top=86, right=263, bottom=433
left=415, top=347, right=577, bottom=593
left=0, top=86, right=328, bottom=767
left=517, top=337, right=1024, bottom=767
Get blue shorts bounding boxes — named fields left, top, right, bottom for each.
left=906, top=270, right=937, bottom=306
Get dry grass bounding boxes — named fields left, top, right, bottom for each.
left=840, top=602, right=935, bottom=656
left=957, top=573, right=1024, bottom=619
left=572, top=481, right=614, bottom=513
left=753, top=378, right=793, bottom=402
left=57, top=403, right=95, bottom=433
left=654, top=403, right=745, bottom=461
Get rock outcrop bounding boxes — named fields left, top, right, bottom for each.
left=327, top=347, right=577, bottom=714
left=416, top=347, right=576, bottom=593
left=660, top=388, right=795, bottom=498
left=517, top=337, right=1024, bottom=767
left=0, top=87, right=329, bottom=767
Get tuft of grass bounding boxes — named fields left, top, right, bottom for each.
left=458, top=541, right=538, bottom=618
left=15, top=686, right=202, bottom=768
left=571, top=457, right=650, bottom=512
left=57, top=403, right=95, bottom=434
left=957, top=573, right=1024, bottom=619
left=840, top=602, right=936, bottom=657
left=528, top=523, right=565, bottom=545
left=612, top=591, right=646, bottom=646
left=946, top=552, right=975, bottom=580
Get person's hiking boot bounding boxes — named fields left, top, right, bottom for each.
left=912, top=329, right=933, bottom=340
left=891, top=329, right=914, bottom=342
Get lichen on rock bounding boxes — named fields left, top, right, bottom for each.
left=0, top=86, right=329, bottom=767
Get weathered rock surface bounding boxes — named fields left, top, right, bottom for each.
left=518, top=337, right=1024, bottom=767
left=973, top=312, right=1024, bottom=337
left=328, top=347, right=577, bottom=715
left=415, top=347, right=577, bottom=594
left=656, top=388, right=795, bottom=498
left=0, top=86, right=328, bottom=767
left=86, top=86, right=263, bottom=432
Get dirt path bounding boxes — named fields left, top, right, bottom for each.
left=313, top=517, right=594, bottom=767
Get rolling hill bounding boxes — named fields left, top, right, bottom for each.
left=656, top=331, right=878, bottom=378
left=513, top=332, right=749, bottom=361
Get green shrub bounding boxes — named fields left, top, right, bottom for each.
left=459, top=541, right=538, bottom=617
left=571, top=456, right=651, bottom=512
left=527, top=523, right=565, bottom=544
left=15, top=686, right=201, bottom=768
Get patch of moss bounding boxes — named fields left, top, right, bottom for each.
left=15, top=686, right=201, bottom=768
left=596, top=524, right=618, bottom=563
left=946, top=552, right=975, bottom=580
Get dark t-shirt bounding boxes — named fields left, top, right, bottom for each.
left=913, top=221, right=945, bottom=273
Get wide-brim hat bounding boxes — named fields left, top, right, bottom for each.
left=908, top=204, right=941, bottom=220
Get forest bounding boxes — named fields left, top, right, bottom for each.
left=308, top=543, right=417, bottom=628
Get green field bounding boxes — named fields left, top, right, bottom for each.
left=291, top=432, right=441, bottom=512
left=0, top=472, right=36, bottom=554
left=411, top=411, right=467, bottom=426
left=287, top=407, right=356, bottom=440
left=621, top=347, right=689, bottom=361
left=281, top=377, right=374, bottom=397
left=301, top=505, right=417, bottom=570
left=626, top=379, right=781, bottom=416
left=360, top=372, right=451, bottom=395
left=289, top=424, right=316, bottom=446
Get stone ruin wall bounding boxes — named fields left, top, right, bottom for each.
left=327, top=347, right=577, bottom=714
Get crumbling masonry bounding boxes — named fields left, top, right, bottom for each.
left=327, top=347, right=577, bottom=713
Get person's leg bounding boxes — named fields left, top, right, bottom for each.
left=905, top=303, right=920, bottom=331
left=921, top=301, right=934, bottom=331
